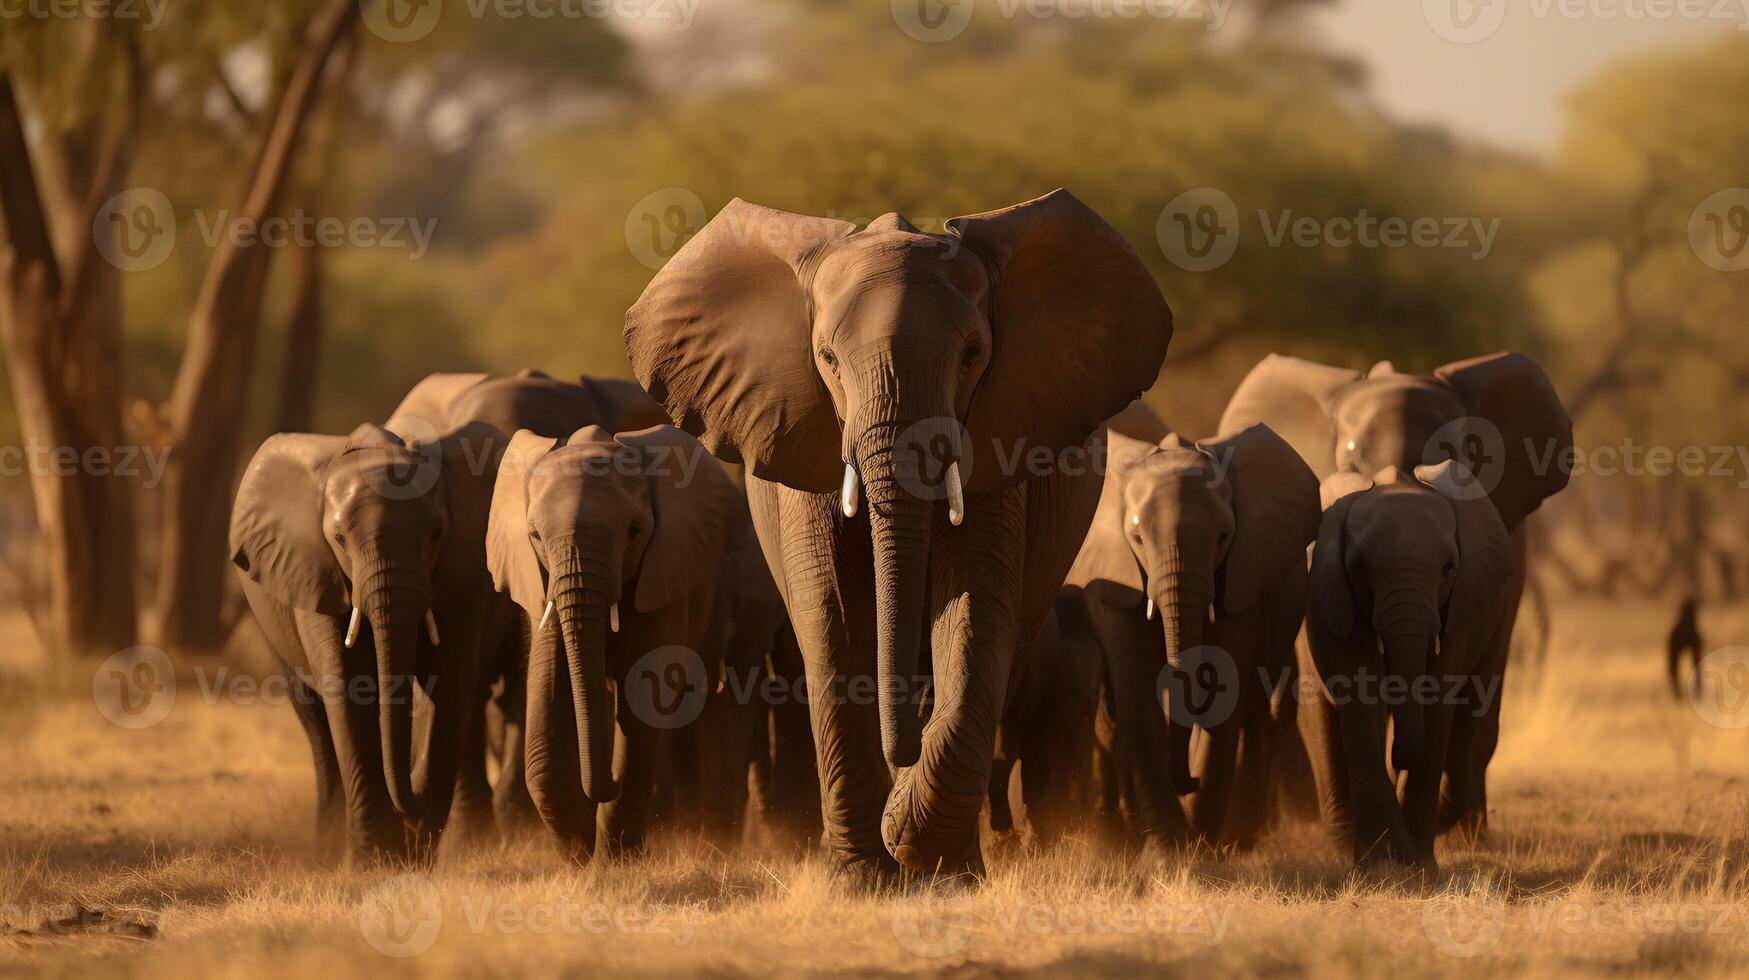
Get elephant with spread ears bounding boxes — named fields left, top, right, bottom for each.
left=484, top=423, right=741, bottom=862
left=230, top=421, right=511, bottom=868
left=624, top=189, right=1173, bottom=879
left=1300, top=462, right=1514, bottom=870
left=1067, top=423, right=1320, bottom=850
left=1218, top=351, right=1572, bottom=832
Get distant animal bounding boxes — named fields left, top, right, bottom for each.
left=1220, top=352, right=1572, bottom=833
left=1300, top=462, right=1514, bottom=870
left=1668, top=596, right=1703, bottom=699
left=625, top=189, right=1172, bottom=880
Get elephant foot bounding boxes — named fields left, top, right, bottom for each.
left=881, top=776, right=984, bottom=877
left=552, top=832, right=595, bottom=866
left=826, top=851, right=904, bottom=893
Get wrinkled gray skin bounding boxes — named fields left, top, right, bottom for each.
left=1068, top=421, right=1320, bottom=851
left=1220, top=352, right=1572, bottom=833
left=1300, top=464, right=1513, bottom=870
left=231, top=422, right=509, bottom=867
left=387, top=370, right=672, bottom=839
left=988, top=592, right=1103, bottom=848
left=624, top=191, right=1172, bottom=879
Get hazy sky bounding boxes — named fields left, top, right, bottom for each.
left=1307, top=0, right=1739, bottom=155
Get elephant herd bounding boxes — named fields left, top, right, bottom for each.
left=230, top=190, right=1573, bottom=881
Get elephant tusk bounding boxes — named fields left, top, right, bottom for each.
left=425, top=610, right=441, bottom=646
left=1145, top=597, right=1155, bottom=621
left=946, top=460, right=965, bottom=526
left=344, top=607, right=362, bottom=649
left=538, top=599, right=555, bottom=631
left=610, top=603, right=620, bottom=633
left=1208, top=604, right=1217, bottom=626
left=841, top=462, right=860, bottom=518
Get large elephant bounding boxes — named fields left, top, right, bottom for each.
left=1300, top=462, right=1513, bottom=869
left=1067, top=424, right=1320, bottom=849
left=484, top=424, right=741, bottom=862
left=230, top=421, right=509, bottom=867
left=624, top=189, right=1172, bottom=877
left=1218, top=352, right=1571, bottom=831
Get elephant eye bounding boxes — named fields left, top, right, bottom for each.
left=1442, top=560, right=1457, bottom=579
left=527, top=524, right=541, bottom=544
left=960, top=342, right=982, bottom=372
left=818, top=347, right=837, bottom=369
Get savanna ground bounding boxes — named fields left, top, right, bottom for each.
left=2, top=596, right=1747, bottom=978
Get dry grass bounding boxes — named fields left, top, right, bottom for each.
left=3, top=597, right=1748, bottom=978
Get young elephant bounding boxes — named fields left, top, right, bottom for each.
left=1067, top=424, right=1320, bottom=849
left=230, top=422, right=510, bottom=867
left=1300, top=462, right=1513, bottom=869
left=485, top=424, right=740, bottom=862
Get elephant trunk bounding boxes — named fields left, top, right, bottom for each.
left=552, top=533, right=621, bottom=804
left=358, top=555, right=428, bottom=822
left=1374, top=584, right=1439, bottom=774
left=1152, top=547, right=1211, bottom=795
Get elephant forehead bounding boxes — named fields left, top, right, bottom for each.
left=1355, top=482, right=1455, bottom=535
left=527, top=445, right=642, bottom=494
left=813, top=234, right=986, bottom=309
left=1332, top=377, right=1466, bottom=459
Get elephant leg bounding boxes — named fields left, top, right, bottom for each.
left=751, top=477, right=896, bottom=880
left=1086, top=599, right=1192, bottom=851
left=597, top=692, right=662, bottom=858
left=409, top=623, right=486, bottom=859
left=285, top=661, right=345, bottom=865
left=1400, top=699, right=1453, bottom=869
left=1338, top=697, right=1417, bottom=866
left=297, top=614, right=411, bottom=868
left=490, top=628, right=537, bottom=836
left=767, top=630, right=823, bottom=850
left=1189, top=722, right=1241, bottom=846
left=1224, top=711, right=1272, bottom=850
left=987, top=755, right=1018, bottom=835
left=450, top=687, right=497, bottom=846
left=1093, top=703, right=1126, bottom=844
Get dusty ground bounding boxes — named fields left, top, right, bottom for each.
left=2, top=596, right=1747, bottom=978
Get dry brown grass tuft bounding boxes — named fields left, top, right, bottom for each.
left=2, top=597, right=1747, bottom=978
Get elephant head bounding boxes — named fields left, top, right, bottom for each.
left=486, top=424, right=738, bottom=811
left=392, top=370, right=670, bottom=440
left=1219, top=352, right=1572, bottom=531
left=1072, top=424, right=1320, bottom=791
left=230, top=421, right=504, bottom=823
left=625, top=189, right=1171, bottom=768
left=1310, top=461, right=1512, bottom=774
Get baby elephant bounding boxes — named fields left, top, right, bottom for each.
left=1300, top=462, right=1513, bottom=870
left=1068, top=424, right=1320, bottom=849
left=485, top=424, right=741, bottom=862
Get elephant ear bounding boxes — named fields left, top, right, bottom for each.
left=1211, top=424, right=1322, bottom=616
left=426, top=422, right=507, bottom=596
left=1217, top=355, right=1362, bottom=479
left=618, top=425, right=742, bottom=614
left=1433, top=352, right=1573, bottom=531
left=1416, top=460, right=1513, bottom=658
left=949, top=189, right=1173, bottom=494
left=1308, top=487, right=1364, bottom=639
left=1064, top=428, right=1156, bottom=605
left=389, top=372, right=488, bottom=432
left=486, top=429, right=557, bottom=620
left=578, top=375, right=669, bottom=432
left=624, top=199, right=856, bottom=493
left=230, top=434, right=349, bottom=615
